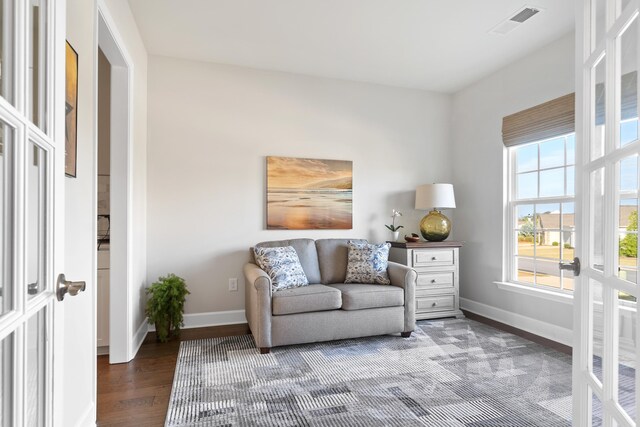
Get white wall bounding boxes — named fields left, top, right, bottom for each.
left=147, top=56, right=452, bottom=316
left=451, top=32, right=575, bottom=340
left=101, top=0, right=149, bottom=348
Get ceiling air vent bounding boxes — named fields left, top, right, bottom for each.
left=489, top=6, right=542, bottom=36
left=510, top=7, right=540, bottom=23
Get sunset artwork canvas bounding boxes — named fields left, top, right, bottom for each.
left=267, top=156, right=353, bottom=230
left=65, top=41, right=79, bottom=177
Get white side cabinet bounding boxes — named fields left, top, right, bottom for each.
left=389, top=241, right=464, bottom=320
left=97, top=250, right=110, bottom=349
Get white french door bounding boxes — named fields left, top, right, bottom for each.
left=575, top=0, right=640, bottom=425
left=0, top=0, right=69, bottom=426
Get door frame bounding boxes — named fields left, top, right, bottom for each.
left=96, top=1, right=136, bottom=364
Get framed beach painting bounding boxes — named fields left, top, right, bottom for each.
left=267, top=156, right=353, bottom=230
left=65, top=41, right=79, bottom=177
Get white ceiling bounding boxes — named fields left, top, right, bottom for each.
left=127, top=0, right=574, bottom=93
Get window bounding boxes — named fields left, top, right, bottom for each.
left=505, top=114, right=640, bottom=296
left=508, top=133, right=576, bottom=292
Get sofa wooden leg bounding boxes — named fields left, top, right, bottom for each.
left=401, top=331, right=412, bottom=338
left=259, top=347, right=271, bottom=354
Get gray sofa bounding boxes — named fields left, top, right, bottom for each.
left=243, top=238, right=417, bottom=353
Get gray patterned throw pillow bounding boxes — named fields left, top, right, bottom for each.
left=344, top=241, right=391, bottom=285
left=253, top=246, right=309, bottom=292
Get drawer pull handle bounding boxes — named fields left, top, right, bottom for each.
left=431, top=279, right=436, bottom=284
left=432, top=257, right=437, bottom=261
left=432, top=302, right=437, bottom=307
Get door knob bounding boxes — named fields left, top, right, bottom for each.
left=559, top=257, right=581, bottom=276
left=56, top=274, right=86, bottom=301
left=28, top=282, right=39, bottom=295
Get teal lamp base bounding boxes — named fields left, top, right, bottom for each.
left=419, top=209, right=451, bottom=242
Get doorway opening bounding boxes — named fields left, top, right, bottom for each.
left=97, top=47, right=111, bottom=356
left=97, top=9, right=133, bottom=364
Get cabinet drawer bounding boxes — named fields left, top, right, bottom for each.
left=413, top=249, right=454, bottom=267
left=417, top=272, right=454, bottom=288
left=416, top=294, right=455, bottom=313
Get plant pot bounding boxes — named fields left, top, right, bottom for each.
left=391, top=231, right=400, bottom=242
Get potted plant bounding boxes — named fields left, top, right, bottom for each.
left=146, top=273, right=190, bottom=343
left=385, top=209, right=404, bottom=242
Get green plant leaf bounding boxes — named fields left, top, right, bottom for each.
left=145, top=273, right=190, bottom=343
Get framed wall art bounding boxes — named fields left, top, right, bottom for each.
left=267, top=156, right=353, bottom=230
left=65, top=41, right=79, bottom=177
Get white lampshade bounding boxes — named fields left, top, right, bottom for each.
left=415, top=183, right=456, bottom=210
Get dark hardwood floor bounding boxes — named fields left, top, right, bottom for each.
left=462, top=310, right=572, bottom=355
left=96, top=313, right=571, bottom=426
left=96, top=324, right=250, bottom=427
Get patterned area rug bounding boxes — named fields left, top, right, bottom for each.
left=166, top=318, right=574, bottom=426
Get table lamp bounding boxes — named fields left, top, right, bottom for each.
left=415, top=183, right=456, bottom=241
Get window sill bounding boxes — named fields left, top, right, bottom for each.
left=493, top=281, right=573, bottom=305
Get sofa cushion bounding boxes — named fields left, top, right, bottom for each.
left=329, top=284, right=404, bottom=311
left=253, top=238, right=322, bottom=283
left=315, top=238, right=367, bottom=284
left=254, top=246, right=309, bottom=291
left=272, top=284, right=342, bottom=315
left=344, top=241, right=391, bottom=285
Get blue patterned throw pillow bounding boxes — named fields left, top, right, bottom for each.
left=253, top=246, right=309, bottom=292
left=344, top=241, right=391, bottom=285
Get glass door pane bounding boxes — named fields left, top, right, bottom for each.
left=593, top=58, right=606, bottom=160
left=594, top=0, right=607, bottom=50
left=617, top=156, right=638, bottom=285
left=592, top=388, right=604, bottom=426
left=0, top=0, right=13, bottom=104
left=591, top=168, right=606, bottom=271
left=26, top=309, right=46, bottom=427
left=0, top=120, right=12, bottom=315
left=621, top=0, right=632, bottom=15
left=27, top=0, right=47, bottom=132
left=619, top=15, right=638, bottom=149
left=591, top=279, right=604, bottom=384
left=26, top=141, right=46, bottom=298
left=617, top=294, right=636, bottom=419
left=0, top=333, right=13, bottom=426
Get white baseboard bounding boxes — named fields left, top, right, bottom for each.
left=131, top=318, right=149, bottom=358
left=460, top=297, right=573, bottom=348
left=148, top=309, right=247, bottom=332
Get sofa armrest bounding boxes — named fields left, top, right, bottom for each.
left=387, top=261, right=417, bottom=333
left=243, top=263, right=273, bottom=349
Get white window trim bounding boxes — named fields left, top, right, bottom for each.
left=493, top=281, right=573, bottom=304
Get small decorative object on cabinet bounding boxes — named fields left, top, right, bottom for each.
left=389, top=241, right=464, bottom=320
left=404, top=233, right=420, bottom=243
left=385, top=209, right=403, bottom=241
